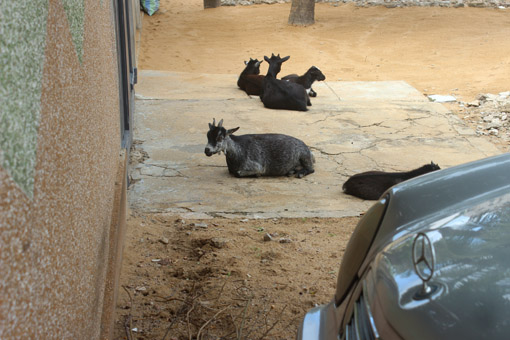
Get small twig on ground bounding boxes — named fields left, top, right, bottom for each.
left=161, top=297, right=191, bottom=340
left=257, top=305, right=288, bottom=340
left=214, top=280, right=228, bottom=302
left=225, top=313, right=239, bottom=339
left=155, top=297, right=188, bottom=303
left=196, top=305, right=231, bottom=340
left=160, top=316, right=178, bottom=340
left=237, top=297, right=252, bottom=340
left=122, top=286, right=134, bottom=340
left=187, top=303, right=196, bottom=340
left=124, top=315, right=133, bottom=340
left=162, top=282, right=202, bottom=340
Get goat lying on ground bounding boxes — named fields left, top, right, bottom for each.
left=342, top=162, right=441, bottom=200
left=282, top=66, right=326, bottom=100
left=260, top=54, right=309, bottom=111
left=204, top=118, right=315, bottom=178
left=237, top=58, right=264, bottom=96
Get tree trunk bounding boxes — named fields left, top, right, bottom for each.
left=288, top=0, right=315, bottom=26
left=204, top=0, right=221, bottom=9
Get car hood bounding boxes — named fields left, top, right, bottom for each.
left=370, top=191, right=510, bottom=340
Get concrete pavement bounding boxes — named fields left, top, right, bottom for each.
left=128, top=70, right=501, bottom=219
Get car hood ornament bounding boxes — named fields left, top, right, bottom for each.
left=412, top=232, right=436, bottom=298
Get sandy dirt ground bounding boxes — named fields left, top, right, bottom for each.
left=138, top=0, right=510, bottom=101
left=114, top=2, right=510, bottom=339
left=115, top=214, right=358, bottom=339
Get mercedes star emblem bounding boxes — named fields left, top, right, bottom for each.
left=412, top=232, right=436, bottom=295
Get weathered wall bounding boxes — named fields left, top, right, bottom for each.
left=0, top=1, right=125, bottom=339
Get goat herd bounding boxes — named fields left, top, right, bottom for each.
left=204, top=54, right=440, bottom=200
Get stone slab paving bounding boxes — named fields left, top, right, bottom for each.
left=128, top=70, right=501, bottom=219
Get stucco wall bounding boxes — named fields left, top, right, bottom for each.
left=0, top=0, right=125, bottom=339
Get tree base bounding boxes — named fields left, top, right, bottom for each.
left=204, top=0, right=221, bottom=9
left=288, top=0, right=315, bottom=26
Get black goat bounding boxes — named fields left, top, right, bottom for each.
left=342, top=162, right=441, bottom=200
left=282, top=66, right=326, bottom=99
left=237, top=58, right=264, bottom=96
left=260, top=54, right=309, bottom=111
left=204, top=118, right=315, bottom=178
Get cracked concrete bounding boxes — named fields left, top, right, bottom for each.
left=128, top=70, right=501, bottom=219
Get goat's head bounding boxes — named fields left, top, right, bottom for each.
left=429, top=161, right=441, bottom=171
left=413, top=161, right=441, bottom=175
left=243, top=58, right=263, bottom=75
left=309, top=66, right=326, bottom=81
left=264, top=53, right=290, bottom=78
left=205, top=118, right=239, bottom=157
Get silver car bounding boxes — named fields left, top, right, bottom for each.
left=297, top=153, right=510, bottom=340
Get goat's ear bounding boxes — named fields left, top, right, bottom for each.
left=256, top=61, right=262, bottom=67
left=244, top=60, right=248, bottom=65
left=227, top=127, right=240, bottom=135
left=264, top=56, right=270, bottom=63
left=281, top=55, right=290, bottom=62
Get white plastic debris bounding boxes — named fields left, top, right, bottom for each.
left=428, top=94, right=457, bottom=103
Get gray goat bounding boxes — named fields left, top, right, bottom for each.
left=204, top=119, right=315, bottom=178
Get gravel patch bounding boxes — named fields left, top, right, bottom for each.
left=459, top=92, right=510, bottom=141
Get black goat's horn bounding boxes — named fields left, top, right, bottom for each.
left=218, top=119, right=224, bottom=128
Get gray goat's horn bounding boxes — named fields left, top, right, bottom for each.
left=218, top=119, right=224, bottom=128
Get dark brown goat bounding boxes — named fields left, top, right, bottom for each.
left=342, top=162, right=441, bottom=200
left=237, top=58, right=264, bottom=96
left=260, top=54, right=309, bottom=111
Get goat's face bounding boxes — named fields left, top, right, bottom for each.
left=310, top=66, right=326, bottom=81
left=205, top=119, right=239, bottom=157
left=205, top=126, right=227, bottom=157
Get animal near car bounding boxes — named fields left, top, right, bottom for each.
left=342, top=162, right=441, bottom=200
left=297, top=153, right=510, bottom=340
